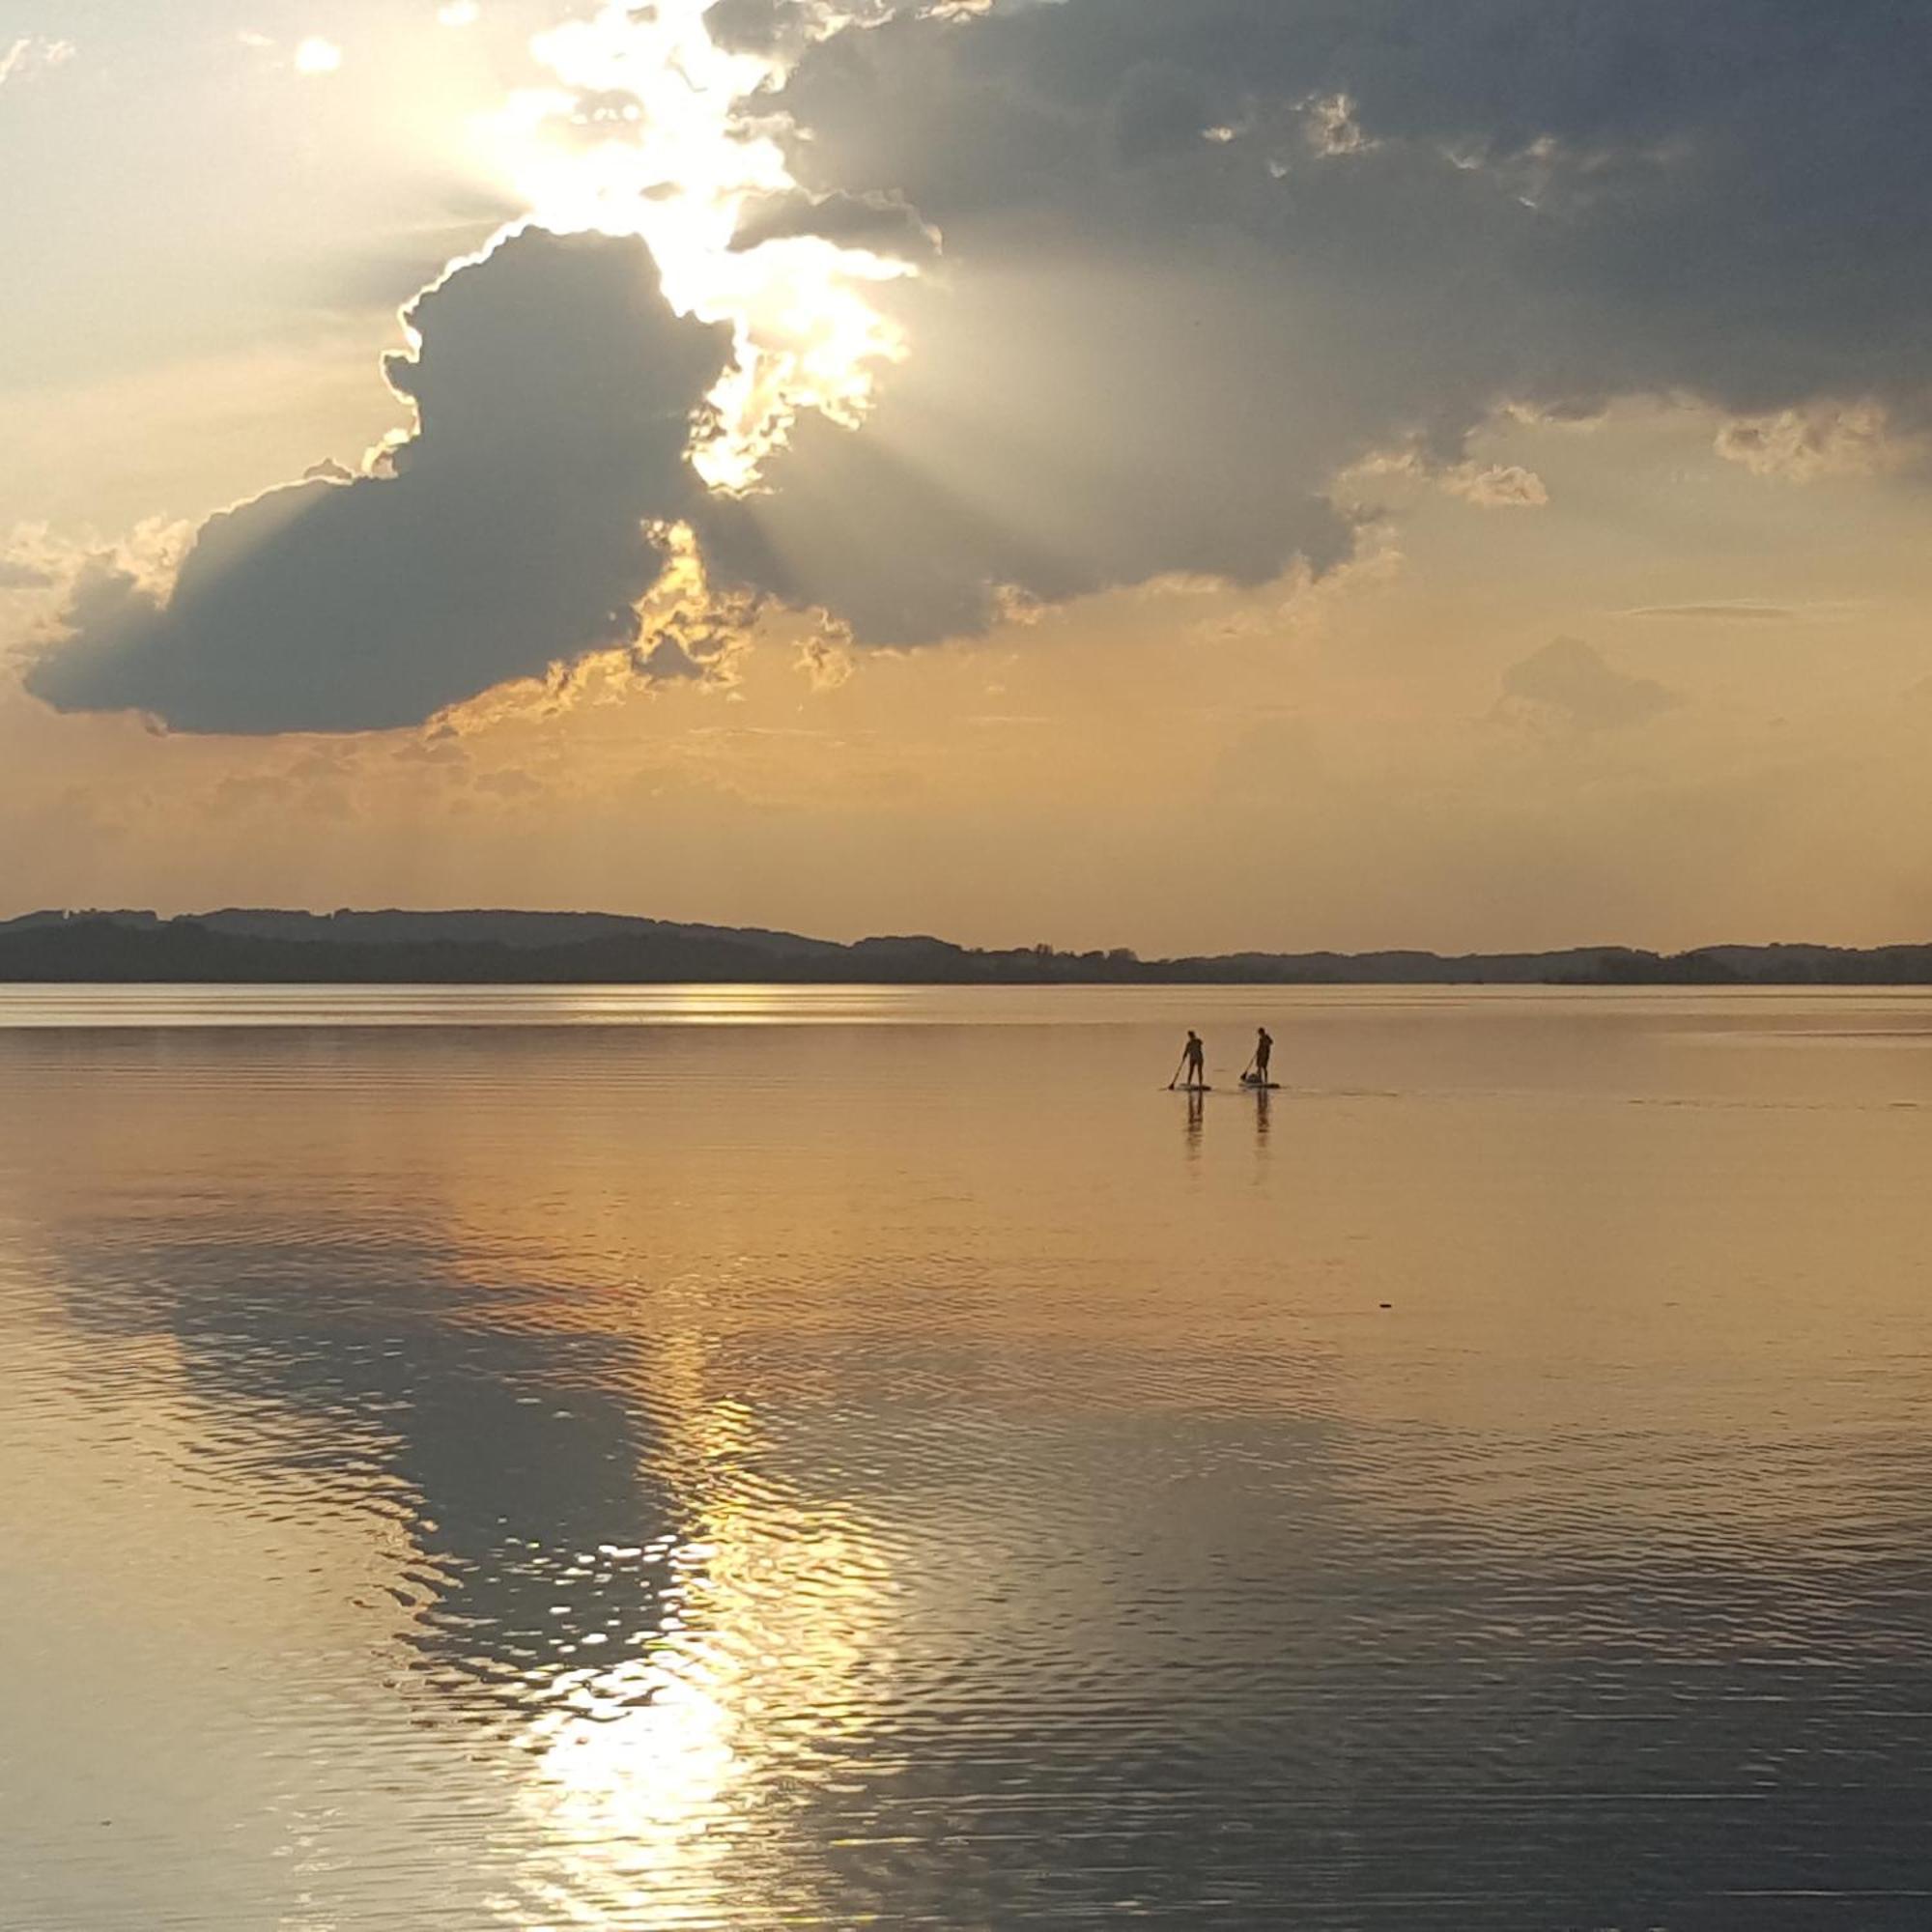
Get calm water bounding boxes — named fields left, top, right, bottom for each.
left=4, top=985, right=1932, bottom=1930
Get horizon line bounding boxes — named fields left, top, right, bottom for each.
left=4, top=904, right=1929, bottom=966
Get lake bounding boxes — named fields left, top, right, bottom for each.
left=3, top=984, right=1931, bottom=1929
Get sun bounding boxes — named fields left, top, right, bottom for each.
left=294, top=36, right=343, bottom=75
left=484, top=0, right=920, bottom=493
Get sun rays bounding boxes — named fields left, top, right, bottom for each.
left=488, top=0, right=918, bottom=492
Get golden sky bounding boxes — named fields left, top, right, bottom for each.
left=5, top=0, right=1931, bottom=955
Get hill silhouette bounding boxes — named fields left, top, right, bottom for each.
left=4, top=909, right=1932, bottom=985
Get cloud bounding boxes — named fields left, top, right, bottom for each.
left=0, top=525, right=88, bottom=600
left=0, top=35, right=75, bottom=89
left=0, top=561, right=55, bottom=592
left=1715, top=405, right=1907, bottom=481
left=796, top=635, right=854, bottom=690
left=680, top=0, right=1932, bottom=643
left=1499, top=638, right=1677, bottom=732
left=638, top=637, right=710, bottom=681
left=1104, top=61, right=1219, bottom=165
left=1441, top=464, right=1548, bottom=509
left=728, top=187, right=937, bottom=260
left=28, top=229, right=733, bottom=734
left=1621, top=602, right=1799, bottom=624
left=701, top=0, right=865, bottom=60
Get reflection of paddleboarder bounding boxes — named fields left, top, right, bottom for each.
left=1182, top=1030, right=1207, bottom=1090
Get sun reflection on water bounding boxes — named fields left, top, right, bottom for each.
left=512, top=1377, right=895, bottom=1922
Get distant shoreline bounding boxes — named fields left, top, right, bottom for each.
left=4, top=910, right=1932, bottom=987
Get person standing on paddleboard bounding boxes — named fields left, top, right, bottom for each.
left=1254, top=1027, right=1272, bottom=1086
left=1183, top=1030, right=1207, bottom=1090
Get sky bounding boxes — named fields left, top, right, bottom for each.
left=4, top=0, right=1932, bottom=955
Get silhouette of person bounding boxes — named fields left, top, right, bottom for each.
left=1183, top=1030, right=1207, bottom=1089
left=1254, top=1027, right=1273, bottom=1085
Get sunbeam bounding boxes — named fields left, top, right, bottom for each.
left=488, top=0, right=918, bottom=492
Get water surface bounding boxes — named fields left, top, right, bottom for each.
left=4, top=985, right=1931, bottom=1929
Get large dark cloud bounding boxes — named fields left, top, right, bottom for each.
left=29, top=228, right=731, bottom=733
left=771, top=0, right=1932, bottom=418
left=690, top=0, right=1932, bottom=642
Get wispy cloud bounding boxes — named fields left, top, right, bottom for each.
left=0, top=36, right=76, bottom=91
left=1620, top=601, right=1856, bottom=624
left=1441, top=463, right=1549, bottom=510
left=1717, top=405, right=1909, bottom=481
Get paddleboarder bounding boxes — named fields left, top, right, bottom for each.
left=1181, top=1030, right=1207, bottom=1090
left=1254, top=1026, right=1272, bottom=1086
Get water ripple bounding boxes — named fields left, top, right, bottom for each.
left=5, top=990, right=1932, bottom=1927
